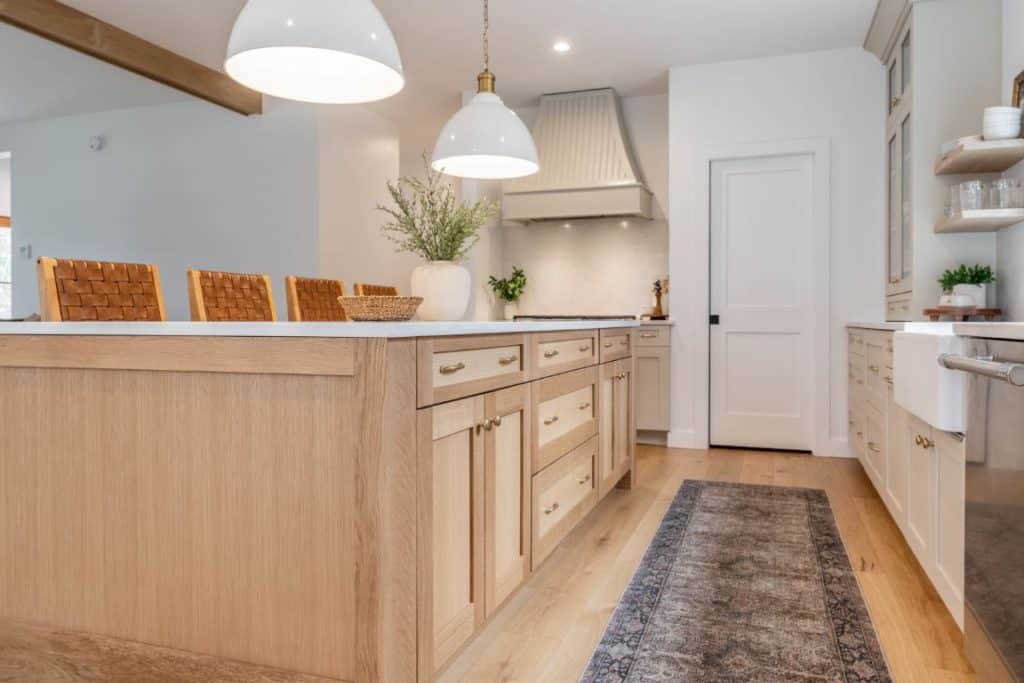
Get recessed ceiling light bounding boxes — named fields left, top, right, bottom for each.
left=553, top=40, right=572, bottom=54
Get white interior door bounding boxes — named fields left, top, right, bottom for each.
left=710, top=154, right=814, bottom=450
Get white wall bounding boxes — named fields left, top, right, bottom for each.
left=0, top=98, right=405, bottom=320
left=668, top=48, right=885, bottom=456
left=1001, top=0, right=1024, bottom=321
left=500, top=94, right=669, bottom=317
left=0, top=156, right=10, bottom=215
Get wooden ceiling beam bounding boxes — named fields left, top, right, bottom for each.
left=0, top=0, right=262, bottom=116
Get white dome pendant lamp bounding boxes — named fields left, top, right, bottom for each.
left=225, top=0, right=404, bottom=104
left=432, top=0, right=539, bottom=180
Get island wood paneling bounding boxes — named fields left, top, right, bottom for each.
left=0, top=337, right=416, bottom=681
left=0, top=0, right=262, bottom=116
left=0, top=335, right=355, bottom=376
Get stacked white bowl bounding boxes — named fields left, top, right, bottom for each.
left=983, top=106, right=1022, bottom=140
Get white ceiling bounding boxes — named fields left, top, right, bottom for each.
left=6, top=0, right=878, bottom=127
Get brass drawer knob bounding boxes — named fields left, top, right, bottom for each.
left=493, top=415, right=503, bottom=427
left=544, top=349, right=560, bottom=359
left=543, top=502, right=560, bottom=515
left=498, top=355, right=519, bottom=366
left=922, top=437, right=935, bottom=450
left=578, top=475, right=592, bottom=485
left=439, top=362, right=465, bottom=375
left=544, top=415, right=560, bottom=426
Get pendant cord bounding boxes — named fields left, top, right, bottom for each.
left=483, top=0, right=489, bottom=72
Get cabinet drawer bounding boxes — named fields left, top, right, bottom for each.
left=599, top=328, right=633, bottom=363
left=530, top=330, right=598, bottom=380
left=887, top=295, right=912, bottom=322
left=531, top=436, right=597, bottom=569
left=532, top=366, right=598, bottom=473
left=636, top=325, right=669, bottom=347
left=417, top=335, right=529, bottom=407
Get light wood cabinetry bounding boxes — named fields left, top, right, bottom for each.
left=635, top=324, right=670, bottom=434
left=484, top=385, right=533, bottom=616
left=417, top=328, right=635, bottom=678
left=848, top=325, right=964, bottom=628
left=599, top=327, right=632, bottom=363
left=418, top=397, right=486, bottom=674
left=598, top=358, right=635, bottom=499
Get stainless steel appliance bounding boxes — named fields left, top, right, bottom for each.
left=942, top=340, right=1024, bottom=682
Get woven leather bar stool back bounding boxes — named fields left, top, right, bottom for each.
left=37, top=257, right=167, bottom=322
left=187, top=269, right=276, bottom=322
left=285, top=276, right=349, bottom=322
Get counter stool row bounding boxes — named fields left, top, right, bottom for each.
left=36, top=257, right=399, bottom=322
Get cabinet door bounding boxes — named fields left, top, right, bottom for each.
left=905, top=416, right=936, bottom=571
left=597, top=361, right=618, bottom=498
left=635, top=347, right=669, bottom=431
left=864, top=407, right=886, bottom=492
left=934, top=429, right=965, bottom=627
left=613, top=361, right=634, bottom=484
left=418, top=396, right=485, bottom=674
left=484, top=385, right=532, bottom=616
left=884, top=400, right=909, bottom=531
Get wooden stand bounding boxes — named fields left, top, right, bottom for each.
left=923, top=306, right=1002, bottom=322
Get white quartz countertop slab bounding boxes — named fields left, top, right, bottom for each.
left=846, top=322, right=906, bottom=331
left=638, top=320, right=675, bottom=326
left=0, top=320, right=639, bottom=339
left=953, top=323, right=1024, bottom=341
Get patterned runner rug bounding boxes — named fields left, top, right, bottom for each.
left=581, top=480, right=891, bottom=682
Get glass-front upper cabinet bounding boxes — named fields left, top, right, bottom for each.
left=887, top=21, right=913, bottom=299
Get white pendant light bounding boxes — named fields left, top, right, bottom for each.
left=432, top=0, right=539, bottom=180
left=225, top=0, right=404, bottom=105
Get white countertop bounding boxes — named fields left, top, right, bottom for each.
left=0, top=319, right=639, bottom=339
left=639, top=319, right=675, bottom=326
left=847, top=322, right=906, bottom=331
left=952, top=323, right=1024, bottom=341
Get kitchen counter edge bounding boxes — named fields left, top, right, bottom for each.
left=0, top=319, right=639, bottom=339
left=952, top=322, right=1024, bottom=341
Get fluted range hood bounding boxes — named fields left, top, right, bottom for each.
left=502, top=88, right=653, bottom=223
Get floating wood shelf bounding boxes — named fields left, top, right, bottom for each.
left=935, top=138, right=1024, bottom=175
left=934, top=208, right=1024, bottom=233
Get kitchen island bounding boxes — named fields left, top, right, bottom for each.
left=0, top=320, right=637, bottom=682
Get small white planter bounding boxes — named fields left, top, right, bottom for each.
left=410, top=261, right=471, bottom=321
left=503, top=302, right=518, bottom=321
left=952, top=283, right=988, bottom=308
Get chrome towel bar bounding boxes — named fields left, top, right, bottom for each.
left=938, top=353, right=1024, bottom=387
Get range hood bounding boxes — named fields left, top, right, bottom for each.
left=503, top=88, right=653, bottom=223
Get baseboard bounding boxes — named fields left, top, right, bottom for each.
left=667, top=429, right=706, bottom=450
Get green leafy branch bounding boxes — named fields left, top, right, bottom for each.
left=938, top=264, right=996, bottom=293
left=377, top=155, right=499, bottom=262
left=489, top=267, right=528, bottom=303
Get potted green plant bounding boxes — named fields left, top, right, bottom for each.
left=938, top=264, right=996, bottom=308
left=489, top=267, right=528, bottom=320
left=378, top=156, right=498, bottom=321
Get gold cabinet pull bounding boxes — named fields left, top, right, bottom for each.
left=544, top=349, right=561, bottom=359
left=869, top=365, right=880, bottom=373
left=856, top=431, right=864, bottom=438
left=578, top=344, right=591, bottom=352
left=884, top=376, right=893, bottom=384
left=578, top=402, right=592, bottom=411
left=493, top=415, right=503, bottom=427
left=921, top=437, right=935, bottom=450
left=620, top=339, right=629, bottom=346
left=483, top=419, right=494, bottom=432
left=439, top=362, right=465, bottom=375
left=640, top=332, right=658, bottom=339
left=578, top=474, right=592, bottom=485
left=498, top=355, right=519, bottom=366
left=603, top=342, right=613, bottom=349
left=544, top=415, right=560, bottom=426
left=915, top=434, right=924, bottom=446
left=543, top=502, right=560, bottom=515
left=868, top=442, right=881, bottom=453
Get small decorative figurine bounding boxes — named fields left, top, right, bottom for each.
left=650, top=278, right=669, bottom=320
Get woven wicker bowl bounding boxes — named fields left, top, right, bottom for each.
left=338, top=296, right=423, bottom=322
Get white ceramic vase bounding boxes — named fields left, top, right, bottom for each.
left=410, top=261, right=471, bottom=321
left=952, top=283, right=987, bottom=308
left=503, top=302, right=518, bottom=321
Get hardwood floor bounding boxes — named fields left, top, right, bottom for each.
left=437, top=446, right=975, bottom=683
left=0, top=447, right=972, bottom=682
